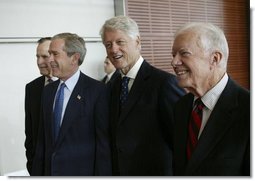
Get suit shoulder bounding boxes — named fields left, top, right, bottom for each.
left=26, top=76, right=44, bottom=88
left=236, top=84, right=250, bottom=104
left=26, top=76, right=44, bottom=84
left=80, top=73, right=107, bottom=89
left=228, top=78, right=250, bottom=101
left=149, top=64, right=176, bottom=80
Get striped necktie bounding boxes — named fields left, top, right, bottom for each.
left=186, top=98, right=204, bottom=160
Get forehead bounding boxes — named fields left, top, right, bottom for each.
left=104, top=29, right=130, bottom=41
left=37, top=40, right=51, bottom=50
left=173, top=31, right=199, bottom=50
left=49, top=38, right=65, bottom=50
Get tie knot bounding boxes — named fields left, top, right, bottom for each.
left=48, top=78, right=53, bottom=83
left=60, top=82, right=66, bottom=89
left=122, top=76, right=130, bottom=82
left=195, top=98, right=204, bottom=110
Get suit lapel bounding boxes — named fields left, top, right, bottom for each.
left=185, top=79, right=239, bottom=174
left=119, top=61, right=151, bottom=123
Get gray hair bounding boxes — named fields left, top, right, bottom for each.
left=175, top=22, right=229, bottom=68
left=100, top=15, right=140, bottom=42
left=52, top=33, right=86, bottom=65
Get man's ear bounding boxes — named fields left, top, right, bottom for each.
left=72, top=53, right=80, bottom=65
left=136, top=36, right=141, bottom=50
left=210, top=51, right=223, bottom=65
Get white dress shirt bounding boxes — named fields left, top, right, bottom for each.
left=54, top=70, right=80, bottom=125
left=121, top=56, right=144, bottom=91
left=197, top=73, right=229, bottom=138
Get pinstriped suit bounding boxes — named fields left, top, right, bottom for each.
left=32, top=72, right=112, bottom=176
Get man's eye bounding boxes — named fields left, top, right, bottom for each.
left=181, top=51, right=191, bottom=57
left=117, top=40, right=126, bottom=46
left=42, top=55, right=49, bottom=59
left=105, top=43, right=112, bottom=49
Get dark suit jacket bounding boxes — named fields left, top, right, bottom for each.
left=25, top=75, right=45, bottom=174
left=110, top=60, right=186, bottom=176
left=32, top=72, right=112, bottom=176
left=102, top=70, right=120, bottom=85
left=173, top=78, right=250, bottom=176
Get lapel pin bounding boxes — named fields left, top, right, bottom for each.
left=77, top=95, right=81, bottom=100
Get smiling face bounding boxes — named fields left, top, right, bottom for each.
left=104, top=57, right=116, bottom=74
left=48, top=38, right=79, bottom=81
left=171, top=31, right=216, bottom=96
left=103, top=29, right=141, bottom=75
left=36, top=40, right=52, bottom=77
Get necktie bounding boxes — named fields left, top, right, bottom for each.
left=45, top=78, right=53, bottom=86
left=48, top=78, right=53, bottom=83
left=53, top=83, right=65, bottom=141
left=186, top=98, right=204, bottom=160
left=120, top=76, right=130, bottom=106
left=102, top=75, right=109, bottom=84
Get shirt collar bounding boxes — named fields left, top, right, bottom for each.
left=121, top=56, right=144, bottom=79
left=60, top=70, right=80, bottom=92
left=107, top=71, right=115, bottom=79
left=44, top=76, right=58, bottom=85
left=200, top=73, right=229, bottom=110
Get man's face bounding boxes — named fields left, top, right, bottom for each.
left=48, top=38, right=77, bottom=81
left=103, top=29, right=141, bottom=74
left=171, top=31, right=213, bottom=93
left=36, top=40, right=52, bottom=77
left=104, top=57, right=116, bottom=74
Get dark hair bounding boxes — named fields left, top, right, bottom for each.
left=37, top=37, right=52, bottom=44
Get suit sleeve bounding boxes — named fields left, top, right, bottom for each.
left=31, top=92, right=45, bottom=176
left=24, top=84, right=33, bottom=174
left=94, top=85, right=112, bottom=176
left=159, top=75, right=186, bottom=148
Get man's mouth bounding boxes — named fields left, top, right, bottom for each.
left=113, top=55, right=123, bottom=60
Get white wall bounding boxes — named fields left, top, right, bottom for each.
left=0, top=0, right=114, bottom=175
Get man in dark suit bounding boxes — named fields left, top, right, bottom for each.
left=25, top=37, right=56, bottom=175
left=101, top=56, right=119, bottom=85
left=171, top=22, right=250, bottom=176
left=32, top=33, right=112, bottom=176
left=99, top=16, right=185, bottom=176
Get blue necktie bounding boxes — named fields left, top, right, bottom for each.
left=53, top=83, right=65, bottom=141
left=120, top=76, right=130, bottom=106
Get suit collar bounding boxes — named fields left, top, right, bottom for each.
left=201, top=73, right=229, bottom=111
left=120, top=56, right=144, bottom=80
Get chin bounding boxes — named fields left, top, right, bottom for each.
left=177, top=79, right=189, bottom=89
